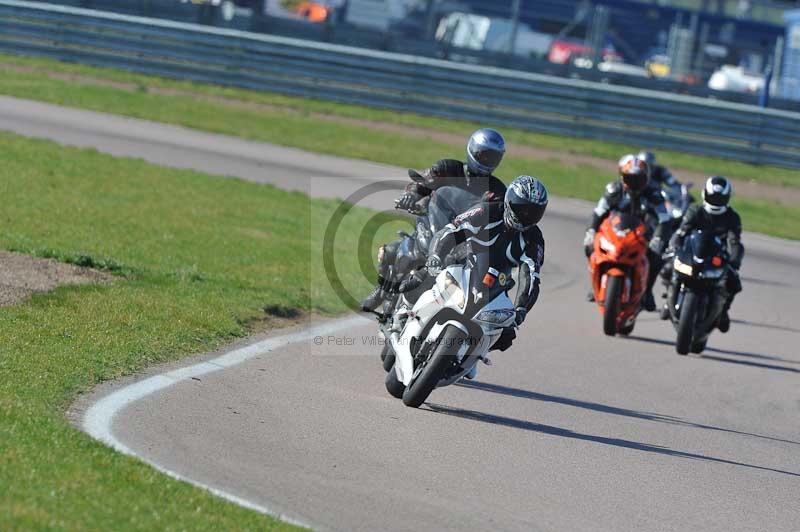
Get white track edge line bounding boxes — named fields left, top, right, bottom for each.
left=82, top=314, right=368, bottom=530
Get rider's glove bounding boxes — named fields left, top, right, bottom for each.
left=583, top=228, right=596, bottom=258
left=514, top=307, right=527, bottom=327
left=425, top=255, right=443, bottom=276
left=398, top=269, right=427, bottom=293
left=395, top=191, right=421, bottom=212
left=649, top=236, right=665, bottom=256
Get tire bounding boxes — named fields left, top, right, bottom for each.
left=676, top=291, right=698, bottom=355
left=690, top=339, right=707, bottom=354
left=381, top=344, right=396, bottom=372
left=603, top=275, right=623, bottom=336
left=385, top=366, right=405, bottom=399
left=380, top=343, right=388, bottom=362
left=618, top=322, right=635, bottom=336
left=402, top=325, right=465, bottom=408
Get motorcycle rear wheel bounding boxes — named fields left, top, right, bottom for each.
left=676, top=291, right=698, bottom=355
left=603, top=276, right=623, bottom=336
left=402, top=325, right=466, bottom=408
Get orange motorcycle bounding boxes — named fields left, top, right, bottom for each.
left=588, top=211, right=650, bottom=336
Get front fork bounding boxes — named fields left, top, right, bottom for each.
left=667, top=278, right=684, bottom=323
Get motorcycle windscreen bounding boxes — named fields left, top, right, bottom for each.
left=687, top=231, right=720, bottom=261
left=612, top=212, right=642, bottom=233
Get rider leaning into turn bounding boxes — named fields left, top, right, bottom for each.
left=583, top=154, right=672, bottom=311
left=420, top=175, right=548, bottom=354
left=361, top=128, right=508, bottom=312
left=662, top=176, right=744, bottom=332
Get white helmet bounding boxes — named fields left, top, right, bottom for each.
left=702, top=176, right=732, bottom=215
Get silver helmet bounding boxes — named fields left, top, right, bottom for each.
left=467, top=128, right=506, bottom=176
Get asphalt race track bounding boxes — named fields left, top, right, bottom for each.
left=2, top=96, right=799, bottom=531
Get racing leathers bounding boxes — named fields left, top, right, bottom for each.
left=425, top=200, right=545, bottom=352
left=651, top=165, right=682, bottom=205
left=585, top=180, right=672, bottom=309
left=361, top=159, right=506, bottom=312
left=398, top=158, right=506, bottom=212
left=665, top=203, right=744, bottom=330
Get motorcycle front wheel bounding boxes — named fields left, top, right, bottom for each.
left=603, top=275, right=624, bottom=336
left=385, top=365, right=406, bottom=399
left=676, top=291, right=698, bottom=355
left=381, top=343, right=396, bottom=372
left=402, top=325, right=467, bottom=408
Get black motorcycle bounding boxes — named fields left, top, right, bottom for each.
left=665, top=230, right=729, bottom=355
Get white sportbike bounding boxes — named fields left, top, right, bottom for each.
left=382, top=251, right=518, bottom=408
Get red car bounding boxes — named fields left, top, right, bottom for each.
left=548, top=38, right=621, bottom=65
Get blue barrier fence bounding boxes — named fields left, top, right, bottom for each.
left=0, top=0, right=799, bottom=168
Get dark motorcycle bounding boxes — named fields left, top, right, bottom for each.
left=665, top=230, right=729, bottom=355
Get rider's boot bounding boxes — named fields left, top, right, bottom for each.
left=463, top=363, right=478, bottom=380
left=718, top=311, right=730, bottom=333
left=586, top=289, right=595, bottom=303
left=718, top=294, right=734, bottom=333
left=360, top=277, right=386, bottom=312
left=642, top=290, right=656, bottom=312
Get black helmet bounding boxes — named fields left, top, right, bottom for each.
left=702, top=176, right=731, bottom=215
left=467, top=128, right=506, bottom=176
left=618, top=154, right=649, bottom=194
left=637, top=150, right=656, bottom=178
left=504, top=175, right=548, bottom=231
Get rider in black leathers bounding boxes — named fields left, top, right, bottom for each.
left=662, top=176, right=743, bottom=332
left=583, top=154, right=672, bottom=311
left=361, top=128, right=507, bottom=312
left=413, top=175, right=548, bottom=353
left=638, top=150, right=682, bottom=205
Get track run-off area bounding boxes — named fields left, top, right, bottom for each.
left=1, top=96, right=799, bottom=531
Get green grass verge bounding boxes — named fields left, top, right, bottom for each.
left=0, top=53, right=797, bottom=240
left=3, top=53, right=800, bottom=188
left=0, top=131, right=404, bottom=529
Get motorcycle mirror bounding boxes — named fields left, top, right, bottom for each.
left=408, top=169, right=425, bottom=181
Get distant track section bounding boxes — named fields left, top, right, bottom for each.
left=1, top=0, right=800, bottom=167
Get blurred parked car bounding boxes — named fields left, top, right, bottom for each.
left=435, top=12, right=553, bottom=58
left=708, top=65, right=765, bottom=93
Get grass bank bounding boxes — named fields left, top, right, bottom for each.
left=0, top=54, right=798, bottom=239
left=2, top=53, right=799, bottom=188
left=0, top=131, right=401, bottom=529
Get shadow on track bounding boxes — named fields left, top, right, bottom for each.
left=740, top=276, right=793, bottom=288
left=456, top=380, right=800, bottom=446
left=730, top=319, right=800, bottom=335
left=425, top=403, right=800, bottom=478
left=624, top=335, right=800, bottom=372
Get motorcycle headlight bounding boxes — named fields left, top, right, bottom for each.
left=599, top=236, right=617, bottom=253
left=475, top=309, right=515, bottom=326
left=441, top=271, right=465, bottom=308
left=674, top=257, right=693, bottom=276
